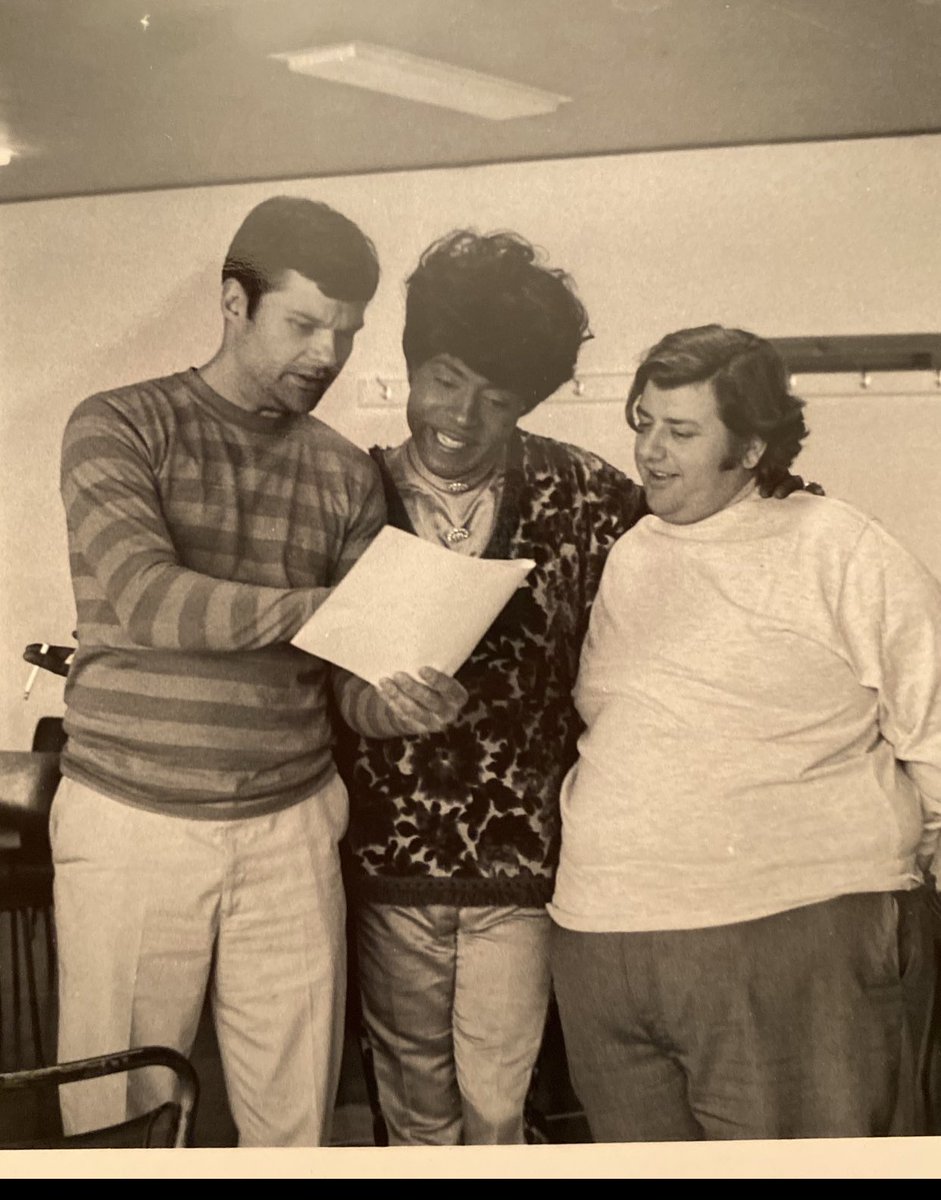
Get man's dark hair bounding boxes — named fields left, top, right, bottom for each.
left=222, top=196, right=380, bottom=317
left=626, top=324, right=809, bottom=489
left=402, top=230, right=591, bottom=411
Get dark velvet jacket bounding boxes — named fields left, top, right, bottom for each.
left=334, top=429, right=647, bottom=906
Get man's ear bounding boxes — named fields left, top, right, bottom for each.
left=742, top=435, right=767, bottom=470
left=221, top=278, right=250, bottom=326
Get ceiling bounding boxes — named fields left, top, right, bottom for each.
left=2, top=0, right=941, bottom=205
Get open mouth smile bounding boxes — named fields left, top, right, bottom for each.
left=434, top=430, right=472, bottom=451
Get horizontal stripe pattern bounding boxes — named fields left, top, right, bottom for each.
left=334, top=669, right=405, bottom=738
left=60, top=369, right=386, bottom=818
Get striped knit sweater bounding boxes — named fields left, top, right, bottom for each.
left=59, top=368, right=386, bottom=819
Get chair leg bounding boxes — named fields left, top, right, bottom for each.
left=42, top=905, right=55, bottom=984
left=10, top=910, right=21, bottom=1026
left=19, top=909, right=46, bottom=1067
left=0, top=921, right=5, bottom=1063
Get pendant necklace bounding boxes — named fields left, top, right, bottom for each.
left=405, top=441, right=502, bottom=547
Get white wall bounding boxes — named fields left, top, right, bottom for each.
left=2, top=134, right=940, bottom=749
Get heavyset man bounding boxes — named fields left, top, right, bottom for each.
left=549, top=325, right=941, bottom=1141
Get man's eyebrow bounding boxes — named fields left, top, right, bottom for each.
left=635, top=403, right=701, bottom=427
left=287, top=308, right=364, bottom=333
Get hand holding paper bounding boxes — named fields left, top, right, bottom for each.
left=376, top=667, right=470, bottom=735
left=292, top=525, right=536, bottom=684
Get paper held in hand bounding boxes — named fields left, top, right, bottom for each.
left=291, top=525, right=536, bottom=685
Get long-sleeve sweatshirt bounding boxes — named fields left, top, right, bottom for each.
left=59, top=368, right=386, bottom=818
left=550, top=490, right=941, bottom=932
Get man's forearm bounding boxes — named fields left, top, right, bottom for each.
left=99, top=554, right=329, bottom=651
left=62, top=406, right=332, bottom=652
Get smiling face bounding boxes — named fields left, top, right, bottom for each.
left=406, top=354, right=529, bottom=480
left=633, top=379, right=764, bottom=524
left=223, top=268, right=366, bottom=416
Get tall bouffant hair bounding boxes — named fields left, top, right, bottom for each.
left=402, top=230, right=592, bottom=411
left=626, top=325, right=809, bottom=489
left=223, top=196, right=380, bottom=316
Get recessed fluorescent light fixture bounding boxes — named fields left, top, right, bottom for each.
left=269, top=41, right=571, bottom=121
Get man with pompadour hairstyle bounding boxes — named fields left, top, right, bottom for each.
left=54, top=195, right=465, bottom=1147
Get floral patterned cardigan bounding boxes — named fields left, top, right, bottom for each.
left=333, top=428, right=647, bottom=908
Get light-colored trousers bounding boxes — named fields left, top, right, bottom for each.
left=355, top=902, right=552, bottom=1145
left=51, top=773, right=349, bottom=1147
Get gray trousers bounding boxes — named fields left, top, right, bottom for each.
left=550, top=891, right=934, bottom=1142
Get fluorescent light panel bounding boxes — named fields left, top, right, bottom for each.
left=269, top=41, right=570, bottom=121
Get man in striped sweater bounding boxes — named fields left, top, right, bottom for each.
left=53, top=196, right=465, bottom=1146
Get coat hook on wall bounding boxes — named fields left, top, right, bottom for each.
left=860, top=370, right=872, bottom=390
left=376, top=376, right=393, bottom=402
left=936, top=369, right=941, bottom=389
left=572, top=376, right=585, bottom=398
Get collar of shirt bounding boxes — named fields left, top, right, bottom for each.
left=382, top=440, right=506, bottom=555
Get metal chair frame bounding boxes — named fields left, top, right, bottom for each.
left=0, top=1045, right=200, bottom=1148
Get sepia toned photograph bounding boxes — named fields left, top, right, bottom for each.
left=1, top=0, right=940, bottom=1178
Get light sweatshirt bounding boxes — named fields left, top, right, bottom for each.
left=549, top=491, right=941, bottom=932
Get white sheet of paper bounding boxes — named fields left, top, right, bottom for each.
left=291, top=525, right=536, bottom=684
